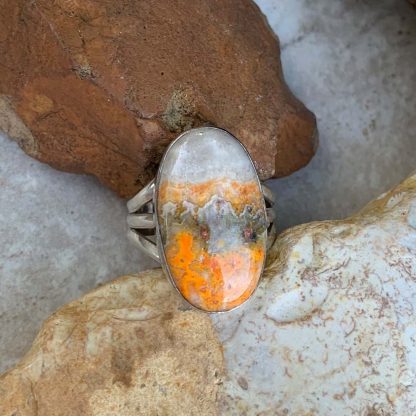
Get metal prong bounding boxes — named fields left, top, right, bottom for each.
left=127, top=179, right=155, bottom=213
left=266, top=207, right=275, bottom=225
left=127, top=213, right=155, bottom=229
left=127, top=229, right=160, bottom=262
left=262, top=184, right=275, bottom=206
left=266, top=223, right=277, bottom=251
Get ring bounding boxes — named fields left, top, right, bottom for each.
left=127, top=127, right=276, bottom=312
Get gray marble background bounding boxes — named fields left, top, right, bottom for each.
left=1, top=0, right=415, bottom=373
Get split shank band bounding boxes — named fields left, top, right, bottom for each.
left=127, top=179, right=276, bottom=262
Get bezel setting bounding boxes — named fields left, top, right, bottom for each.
left=127, top=127, right=276, bottom=313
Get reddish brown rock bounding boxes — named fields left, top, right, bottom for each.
left=0, top=0, right=317, bottom=198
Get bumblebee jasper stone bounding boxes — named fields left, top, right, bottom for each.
left=156, top=127, right=267, bottom=312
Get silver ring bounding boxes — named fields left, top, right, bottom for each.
left=127, top=127, right=276, bottom=312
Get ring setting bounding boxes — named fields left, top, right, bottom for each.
left=127, top=127, right=276, bottom=312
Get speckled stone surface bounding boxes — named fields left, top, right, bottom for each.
left=1, top=173, right=415, bottom=415
left=1, top=0, right=416, bottom=374
left=156, top=128, right=267, bottom=312
left=214, top=173, right=416, bottom=414
left=0, top=272, right=225, bottom=416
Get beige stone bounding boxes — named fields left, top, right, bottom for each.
left=0, top=271, right=224, bottom=415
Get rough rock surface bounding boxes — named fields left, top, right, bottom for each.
left=0, top=0, right=317, bottom=198
left=2, top=173, right=415, bottom=415
left=0, top=272, right=225, bottom=415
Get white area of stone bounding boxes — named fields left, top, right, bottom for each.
left=265, top=282, right=328, bottom=323
left=1, top=0, right=416, bottom=373
left=159, top=127, right=255, bottom=183
left=213, top=175, right=416, bottom=414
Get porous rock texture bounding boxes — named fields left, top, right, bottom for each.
left=0, top=0, right=317, bottom=198
left=1, top=173, right=416, bottom=414
left=0, top=271, right=225, bottom=415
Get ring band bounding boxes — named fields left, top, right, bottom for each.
left=127, top=127, right=276, bottom=312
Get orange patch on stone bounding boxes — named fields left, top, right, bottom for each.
left=165, top=230, right=265, bottom=312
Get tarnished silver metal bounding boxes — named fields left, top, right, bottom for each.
left=127, top=229, right=159, bottom=262
left=127, top=170, right=277, bottom=262
left=127, top=179, right=155, bottom=213
left=262, top=184, right=275, bottom=206
left=127, top=213, right=155, bottom=229
left=127, top=178, right=159, bottom=261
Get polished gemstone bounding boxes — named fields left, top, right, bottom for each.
left=156, top=128, right=267, bottom=312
